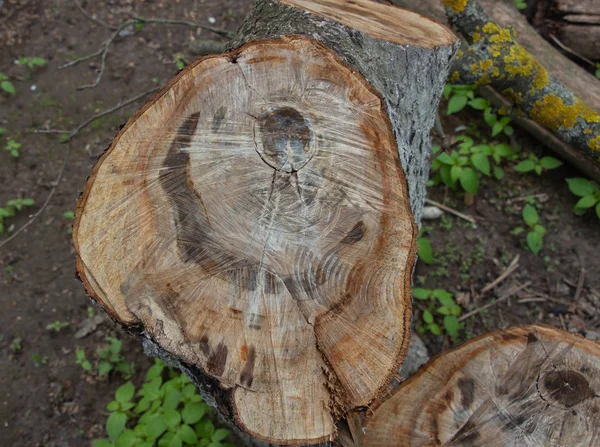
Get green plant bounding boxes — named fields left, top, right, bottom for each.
left=0, top=73, right=16, bottom=95
left=4, top=137, right=21, bottom=157
left=17, top=56, right=47, bottom=76
left=513, top=204, right=546, bottom=254
left=32, top=353, right=48, bottom=367
left=413, top=288, right=463, bottom=338
left=442, top=84, right=514, bottom=137
left=514, top=0, right=527, bottom=10
left=566, top=178, right=600, bottom=219
left=429, top=138, right=516, bottom=194
left=0, top=198, right=35, bottom=234
left=46, top=320, right=70, bottom=332
left=76, top=348, right=92, bottom=372
left=11, top=337, right=22, bottom=353
left=514, top=153, right=562, bottom=175
left=88, top=306, right=96, bottom=318
left=63, top=210, right=75, bottom=234
left=596, top=62, right=600, bottom=80
left=416, top=234, right=433, bottom=264
left=98, top=337, right=135, bottom=379
left=174, top=53, right=187, bottom=70
left=93, top=359, right=234, bottom=447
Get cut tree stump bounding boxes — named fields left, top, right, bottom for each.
left=363, top=325, right=600, bottom=446
left=73, top=0, right=458, bottom=444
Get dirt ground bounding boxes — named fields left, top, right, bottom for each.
left=0, top=1, right=598, bottom=446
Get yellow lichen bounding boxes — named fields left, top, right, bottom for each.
left=590, top=135, right=600, bottom=152
left=498, top=106, right=508, bottom=116
left=585, top=129, right=593, bottom=134
left=450, top=71, right=460, bottom=83
left=443, top=0, right=469, bottom=13
left=472, top=32, right=481, bottom=43
left=531, top=95, right=600, bottom=132
left=482, top=22, right=513, bottom=43
left=502, top=88, right=523, bottom=105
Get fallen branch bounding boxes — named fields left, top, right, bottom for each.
left=1, top=88, right=159, bottom=250
left=458, top=280, right=532, bottom=322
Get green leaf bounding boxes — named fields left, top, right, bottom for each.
left=107, top=400, right=120, bottom=411
left=483, top=108, right=497, bottom=127
left=566, top=178, right=597, bottom=197
left=179, top=424, right=198, bottom=444
left=92, top=439, right=114, bottom=447
left=169, top=434, right=183, bottom=447
left=459, top=167, right=479, bottom=195
left=433, top=289, right=454, bottom=307
left=514, top=159, right=535, bottom=172
left=146, top=415, right=168, bottom=440
left=443, top=315, right=460, bottom=337
left=196, top=419, right=215, bottom=438
left=107, top=412, right=127, bottom=441
left=436, top=152, right=454, bottom=165
left=450, top=165, right=462, bottom=183
left=443, top=85, right=452, bottom=99
left=512, top=226, right=525, bottom=235
left=456, top=135, right=473, bottom=150
left=574, top=195, right=598, bottom=209
left=526, top=231, right=544, bottom=254
left=211, top=429, right=229, bottom=442
left=450, top=305, right=462, bottom=316
left=503, top=125, right=514, bottom=136
left=411, top=288, right=430, bottom=300
left=134, top=397, right=151, bottom=414
left=98, top=360, right=113, bottom=376
left=468, top=97, right=489, bottom=110
left=429, top=323, right=442, bottom=336
left=163, top=388, right=182, bottom=410
left=164, top=409, right=181, bottom=429
left=539, top=156, right=562, bottom=169
left=1, top=80, right=16, bottom=95
left=534, top=165, right=542, bottom=175
left=115, top=430, right=136, bottom=447
left=522, top=204, right=539, bottom=226
left=417, top=237, right=433, bottom=264
left=534, top=225, right=546, bottom=234
left=494, top=144, right=513, bottom=157
left=596, top=202, right=600, bottom=219
left=21, top=198, right=34, bottom=206
left=491, top=122, right=504, bottom=137
left=447, top=94, right=468, bottom=114
left=439, top=165, right=453, bottom=187
left=63, top=210, right=75, bottom=219
left=493, top=166, right=504, bottom=180
left=423, top=310, right=434, bottom=324
left=471, top=153, right=490, bottom=176
left=437, top=306, right=450, bottom=315
left=116, top=382, right=135, bottom=403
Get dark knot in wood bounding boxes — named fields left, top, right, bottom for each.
left=256, top=107, right=314, bottom=172
left=540, top=370, right=595, bottom=408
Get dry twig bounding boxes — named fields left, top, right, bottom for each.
left=480, top=255, right=519, bottom=294
left=74, top=0, right=116, bottom=30
left=574, top=267, right=586, bottom=302
left=458, top=281, right=532, bottom=322
left=425, top=198, right=477, bottom=226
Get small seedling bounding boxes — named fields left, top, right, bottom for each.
left=76, top=348, right=92, bottom=372
left=11, top=337, right=22, bottom=352
left=46, top=320, right=70, bottom=332
left=513, top=204, right=546, bottom=254
left=98, top=337, right=135, bottom=379
left=93, top=359, right=235, bottom=447
left=566, top=178, right=600, bottom=219
left=0, top=198, right=35, bottom=234
left=63, top=210, right=75, bottom=234
left=174, top=53, right=187, bottom=70
left=413, top=288, right=463, bottom=339
left=17, top=56, right=47, bottom=76
left=32, top=353, right=48, bottom=367
left=483, top=108, right=514, bottom=137
left=4, top=137, right=21, bottom=157
left=87, top=306, right=95, bottom=318
left=0, top=73, right=16, bottom=96
left=417, top=231, right=433, bottom=265
left=514, top=153, right=562, bottom=175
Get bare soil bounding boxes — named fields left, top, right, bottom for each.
left=0, top=1, right=598, bottom=446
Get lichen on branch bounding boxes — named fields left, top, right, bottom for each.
left=445, top=0, right=600, bottom=165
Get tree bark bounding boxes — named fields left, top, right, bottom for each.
left=73, top=0, right=458, bottom=445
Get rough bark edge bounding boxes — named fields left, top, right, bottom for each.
left=74, top=34, right=421, bottom=445
left=229, top=0, right=460, bottom=226
left=444, top=0, right=600, bottom=167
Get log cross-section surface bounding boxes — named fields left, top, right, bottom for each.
left=364, top=325, right=600, bottom=446
left=74, top=36, right=417, bottom=444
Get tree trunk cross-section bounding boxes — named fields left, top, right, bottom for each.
left=74, top=1, right=458, bottom=444
left=363, top=325, right=600, bottom=446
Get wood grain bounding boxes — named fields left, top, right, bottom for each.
left=74, top=36, right=416, bottom=444
left=363, top=325, right=600, bottom=446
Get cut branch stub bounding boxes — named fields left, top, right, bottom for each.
left=74, top=36, right=416, bottom=444
left=363, top=324, right=600, bottom=446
